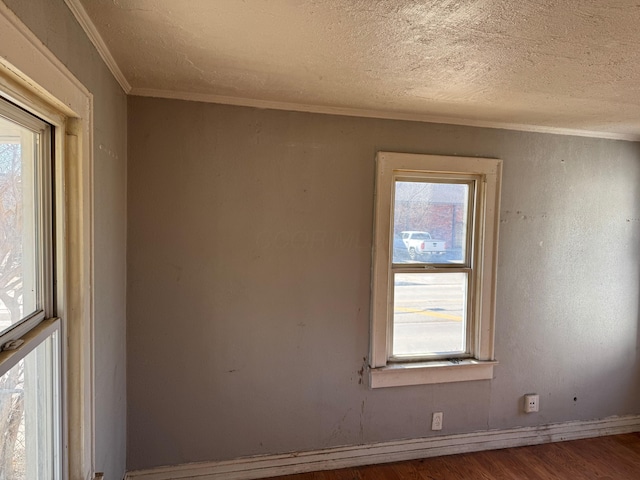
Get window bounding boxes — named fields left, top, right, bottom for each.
left=0, top=98, right=61, bottom=478
left=370, top=152, right=502, bottom=388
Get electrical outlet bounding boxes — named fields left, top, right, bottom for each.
left=524, top=394, right=539, bottom=413
left=431, top=411, right=443, bottom=430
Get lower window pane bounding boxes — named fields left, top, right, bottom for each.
left=0, top=332, right=59, bottom=480
left=392, top=272, right=467, bottom=358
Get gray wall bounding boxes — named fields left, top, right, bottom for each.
left=127, top=96, right=640, bottom=470
left=3, top=1, right=128, bottom=479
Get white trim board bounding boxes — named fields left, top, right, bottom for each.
left=125, top=415, right=640, bottom=480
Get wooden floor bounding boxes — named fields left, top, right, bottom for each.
left=270, top=433, right=640, bottom=480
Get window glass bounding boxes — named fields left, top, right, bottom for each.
left=0, top=115, right=39, bottom=335
left=392, top=272, right=467, bottom=357
left=0, top=331, right=59, bottom=480
left=393, top=181, right=469, bottom=264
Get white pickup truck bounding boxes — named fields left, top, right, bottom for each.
left=400, top=231, right=446, bottom=260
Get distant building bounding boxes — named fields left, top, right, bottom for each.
left=394, top=182, right=467, bottom=250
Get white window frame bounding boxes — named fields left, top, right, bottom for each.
left=0, top=4, right=95, bottom=479
left=370, top=152, right=502, bottom=388
left=0, top=87, right=65, bottom=480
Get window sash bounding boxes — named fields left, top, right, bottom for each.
left=0, top=98, right=53, bottom=349
left=392, top=175, right=476, bottom=268
left=0, top=318, right=61, bottom=479
left=389, top=270, right=471, bottom=361
left=0, top=97, right=59, bottom=478
left=387, top=175, right=478, bottom=361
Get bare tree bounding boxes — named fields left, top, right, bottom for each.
left=394, top=181, right=435, bottom=233
left=0, top=140, right=26, bottom=480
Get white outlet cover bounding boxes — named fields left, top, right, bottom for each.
left=431, top=412, right=443, bottom=430
left=524, top=394, right=539, bottom=413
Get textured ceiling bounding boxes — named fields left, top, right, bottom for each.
left=76, top=0, right=640, bottom=139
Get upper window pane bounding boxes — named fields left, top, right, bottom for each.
left=0, top=115, right=40, bottom=335
left=393, top=181, right=469, bottom=264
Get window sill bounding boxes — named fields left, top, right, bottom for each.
left=369, top=359, right=497, bottom=388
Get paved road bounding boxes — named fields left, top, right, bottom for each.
left=392, top=272, right=467, bottom=356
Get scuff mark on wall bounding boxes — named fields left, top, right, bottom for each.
left=167, top=263, right=182, bottom=284
left=501, top=210, right=548, bottom=222
left=98, top=143, right=119, bottom=159
left=326, top=409, right=352, bottom=444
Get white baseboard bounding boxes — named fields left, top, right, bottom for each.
left=125, top=415, right=640, bottom=480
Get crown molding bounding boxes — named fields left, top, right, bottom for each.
left=130, top=87, right=640, bottom=142
left=64, top=0, right=131, bottom=93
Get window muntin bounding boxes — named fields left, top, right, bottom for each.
left=370, top=152, right=502, bottom=387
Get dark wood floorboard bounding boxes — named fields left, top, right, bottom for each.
left=268, top=433, right=640, bottom=480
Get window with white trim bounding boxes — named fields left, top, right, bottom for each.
left=0, top=97, right=61, bottom=479
left=370, top=152, right=502, bottom=388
